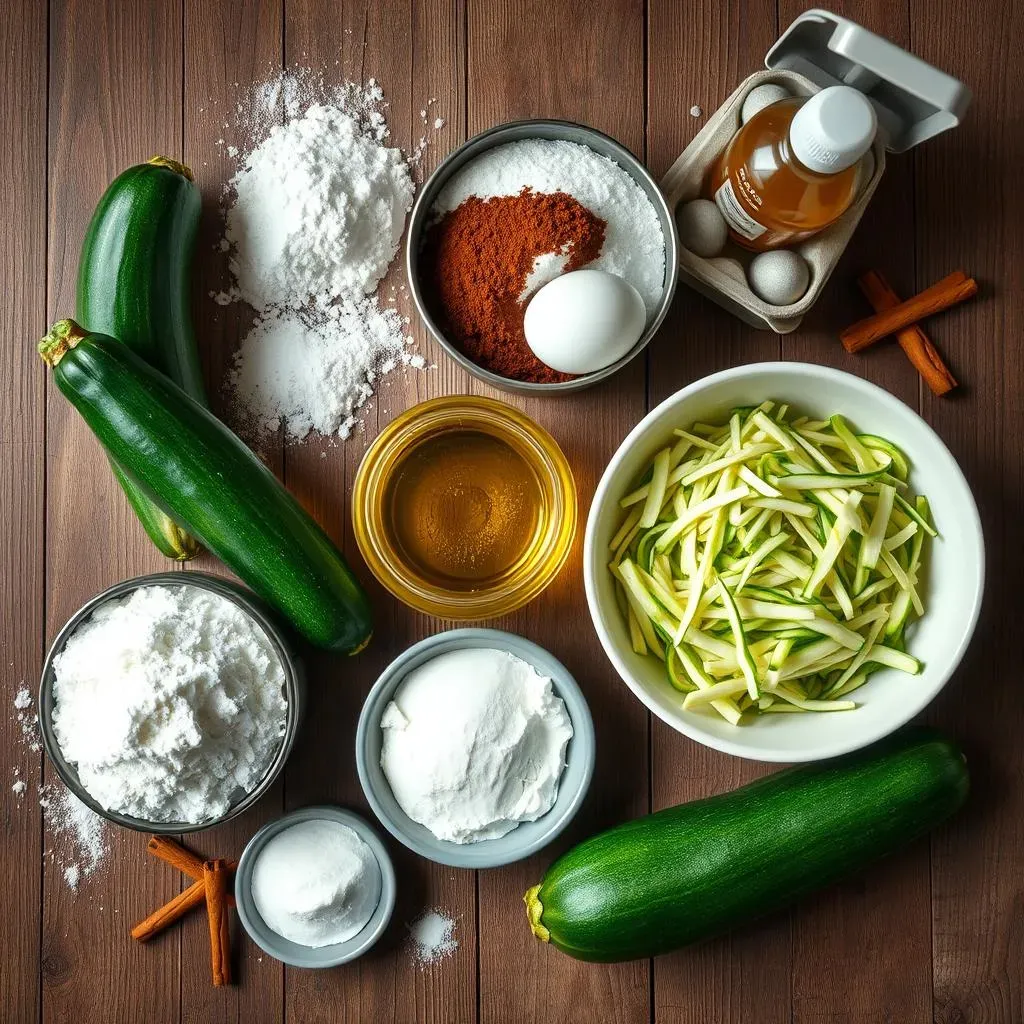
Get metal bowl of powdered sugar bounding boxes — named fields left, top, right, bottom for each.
left=355, top=628, right=596, bottom=869
left=38, top=571, right=305, bottom=835
left=407, top=119, right=680, bottom=394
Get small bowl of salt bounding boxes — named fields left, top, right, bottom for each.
left=234, top=805, right=396, bottom=969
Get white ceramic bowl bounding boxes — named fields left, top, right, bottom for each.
left=584, top=363, right=984, bottom=762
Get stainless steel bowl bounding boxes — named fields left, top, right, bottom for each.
left=406, top=119, right=680, bottom=394
left=39, top=571, right=306, bottom=835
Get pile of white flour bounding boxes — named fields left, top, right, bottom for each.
left=220, top=77, right=422, bottom=441
left=50, top=585, right=287, bottom=823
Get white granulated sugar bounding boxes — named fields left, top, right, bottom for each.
left=50, top=585, right=287, bottom=823
left=219, top=73, right=425, bottom=442
left=63, top=864, right=81, bottom=891
left=433, top=117, right=445, bottom=129
left=431, top=138, right=666, bottom=314
left=409, top=910, right=458, bottom=967
left=14, top=687, right=31, bottom=710
left=11, top=780, right=26, bottom=796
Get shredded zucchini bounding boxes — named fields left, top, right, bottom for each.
left=608, top=403, right=933, bottom=725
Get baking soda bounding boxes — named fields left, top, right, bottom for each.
left=409, top=910, right=459, bottom=967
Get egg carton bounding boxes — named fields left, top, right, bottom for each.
left=660, top=8, right=970, bottom=333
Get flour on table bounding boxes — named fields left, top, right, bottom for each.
left=213, top=70, right=433, bottom=443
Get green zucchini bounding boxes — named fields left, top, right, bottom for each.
left=525, top=729, right=967, bottom=962
left=76, top=156, right=204, bottom=560
left=39, top=320, right=373, bottom=654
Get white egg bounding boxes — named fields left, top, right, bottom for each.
left=747, top=250, right=811, bottom=306
left=677, top=199, right=728, bottom=258
left=740, top=83, right=790, bottom=124
left=523, top=269, right=647, bottom=375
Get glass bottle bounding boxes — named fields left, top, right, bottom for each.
left=708, top=86, right=877, bottom=250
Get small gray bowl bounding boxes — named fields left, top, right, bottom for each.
left=355, top=628, right=595, bottom=868
left=234, top=806, right=396, bottom=969
left=406, top=119, right=680, bottom=394
left=38, top=571, right=305, bottom=835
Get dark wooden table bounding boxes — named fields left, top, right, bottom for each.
left=3, top=0, right=1021, bottom=1021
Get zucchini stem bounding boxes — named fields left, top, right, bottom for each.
left=524, top=885, right=550, bottom=943
left=38, top=318, right=88, bottom=367
left=147, top=155, right=194, bottom=181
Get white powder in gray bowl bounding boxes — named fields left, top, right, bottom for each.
left=50, top=585, right=288, bottom=824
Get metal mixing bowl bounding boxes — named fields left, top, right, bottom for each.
left=39, top=571, right=306, bottom=835
left=406, top=119, right=680, bottom=394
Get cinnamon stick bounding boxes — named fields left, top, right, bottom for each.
left=204, top=859, right=232, bottom=987
left=841, top=270, right=977, bottom=352
left=857, top=270, right=958, bottom=396
left=147, top=836, right=237, bottom=904
left=148, top=836, right=205, bottom=879
left=131, top=878, right=207, bottom=942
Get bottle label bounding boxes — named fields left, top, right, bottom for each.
left=714, top=179, right=767, bottom=241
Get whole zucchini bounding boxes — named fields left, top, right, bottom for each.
left=76, top=156, right=204, bottom=560
left=525, top=729, right=968, bottom=961
left=39, top=320, right=373, bottom=654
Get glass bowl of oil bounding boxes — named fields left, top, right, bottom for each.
left=352, top=396, right=577, bottom=620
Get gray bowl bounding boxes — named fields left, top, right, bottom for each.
left=234, top=806, right=396, bottom=968
left=355, top=628, right=595, bottom=868
left=38, top=571, right=305, bottom=835
left=406, top=119, right=680, bottom=394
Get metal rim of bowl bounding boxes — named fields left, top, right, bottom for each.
left=354, top=627, right=596, bottom=868
left=406, top=118, right=681, bottom=395
left=234, top=805, right=397, bottom=968
left=38, top=571, right=305, bottom=835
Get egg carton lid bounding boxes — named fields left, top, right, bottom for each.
left=767, top=8, right=971, bottom=153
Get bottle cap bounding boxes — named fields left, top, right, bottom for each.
left=789, top=86, right=877, bottom=174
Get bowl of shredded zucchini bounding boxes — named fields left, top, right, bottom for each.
left=584, top=363, right=984, bottom=762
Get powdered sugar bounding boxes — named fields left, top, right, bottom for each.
left=408, top=909, right=459, bottom=967
left=225, top=102, right=412, bottom=309
left=431, top=139, right=666, bottom=314
left=50, top=585, right=287, bottom=823
left=217, top=73, right=426, bottom=442
left=227, top=304, right=419, bottom=442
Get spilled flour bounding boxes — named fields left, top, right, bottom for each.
left=215, top=72, right=428, bottom=442
left=11, top=686, right=109, bottom=892
left=408, top=909, right=459, bottom=967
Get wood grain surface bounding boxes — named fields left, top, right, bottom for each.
left=2, top=0, right=1021, bottom=1021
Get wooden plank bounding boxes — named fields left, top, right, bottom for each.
left=646, top=3, right=791, bottom=1022
left=0, top=0, right=47, bottom=1019
left=464, top=3, right=649, bottom=1022
left=44, top=1, right=183, bottom=1021
left=181, top=1, right=286, bottom=1020
left=910, top=3, right=1024, bottom=1021
left=277, top=2, right=476, bottom=1022
left=775, top=4, right=934, bottom=1022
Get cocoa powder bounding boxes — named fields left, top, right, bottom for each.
left=421, top=189, right=606, bottom=383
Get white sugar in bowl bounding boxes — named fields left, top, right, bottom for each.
left=523, top=269, right=647, bottom=375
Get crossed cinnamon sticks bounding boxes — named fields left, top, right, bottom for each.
left=840, top=269, right=975, bottom=396
left=132, top=836, right=236, bottom=987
